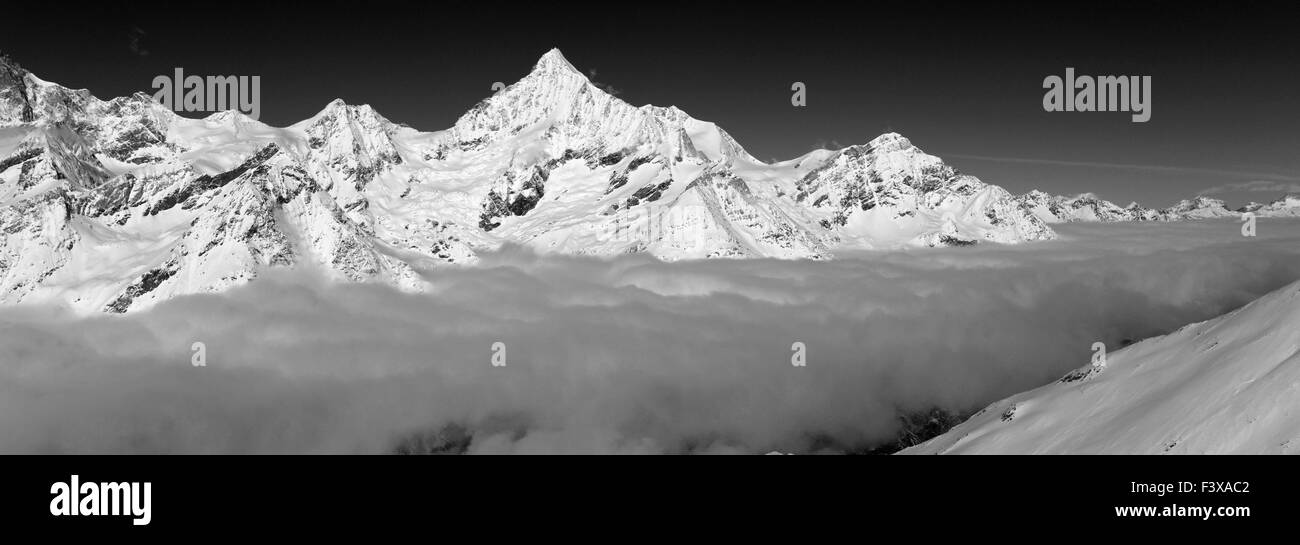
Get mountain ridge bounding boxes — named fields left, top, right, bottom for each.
left=0, top=48, right=1138, bottom=312
left=1013, top=189, right=1300, bottom=224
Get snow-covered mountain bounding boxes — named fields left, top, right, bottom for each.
left=902, top=279, right=1300, bottom=454
left=1014, top=191, right=1161, bottom=223
left=1014, top=190, right=1299, bottom=224
left=1161, top=195, right=1239, bottom=219
left=1240, top=194, right=1300, bottom=217
left=0, top=49, right=1054, bottom=312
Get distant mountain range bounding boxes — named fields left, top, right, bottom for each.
left=1, top=49, right=1293, bottom=312
left=1015, top=190, right=1299, bottom=224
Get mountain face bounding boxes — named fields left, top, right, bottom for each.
left=0, top=49, right=1054, bottom=312
left=1014, top=190, right=1299, bottom=224
left=902, top=279, right=1300, bottom=454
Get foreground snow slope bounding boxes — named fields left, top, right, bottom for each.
left=902, top=279, right=1300, bottom=455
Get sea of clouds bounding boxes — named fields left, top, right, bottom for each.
left=2, top=219, right=1298, bottom=454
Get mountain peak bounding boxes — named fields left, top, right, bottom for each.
left=297, top=98, right=350, bottom=123
left=310, top=98, right=380, bottom=120
left=868, top=132, right=913, bottom=152
left=529, top=48, right=584, bottom=80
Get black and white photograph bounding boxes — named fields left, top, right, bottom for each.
left=1, top=0, right=1296, bottom=532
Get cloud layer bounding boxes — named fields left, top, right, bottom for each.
left=1198, top=180, right=1300, bottom=196
left=2, top=219, right=1299, bottom=454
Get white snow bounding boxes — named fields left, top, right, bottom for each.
left=903, top=279, right=1300, bottom=455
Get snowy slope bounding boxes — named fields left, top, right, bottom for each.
left=0, top=49, right=1054, bottom=312
left=902, top=279, right=1300, bottom=455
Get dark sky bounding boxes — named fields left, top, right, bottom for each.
left=5, top=1, right=1298, bottom=207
